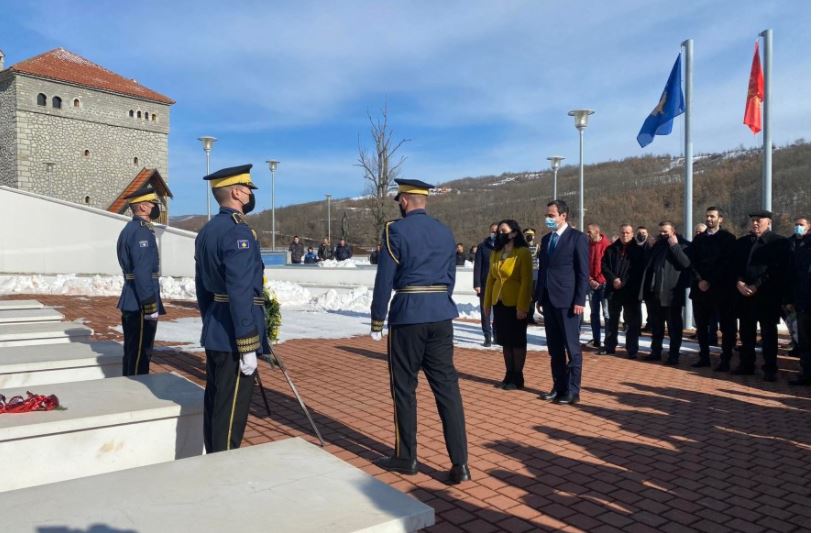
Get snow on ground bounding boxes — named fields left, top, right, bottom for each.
left=2, top=273, right=782, bottom=354
left=316, top=258, right=370, bottom=268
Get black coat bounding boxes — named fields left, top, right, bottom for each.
left=601, top=239, right=645, bottom=301
left=639, top=237, right=691, bottom=307
left=472, top=236, right=494, bottom=289
left=334, top=244, right=352, bottom=261
left=689, top=229, right=736, bottom=297
left=788, top=234, right=811, bottom=311
left=730, top=230, right=790, bottom=306
left=289, top=241, right=304, bottom=263
left=317, top=243, right=334, bottom=261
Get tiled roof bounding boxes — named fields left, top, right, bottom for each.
left=8, top=48, right=174, bottom=105
left=108, top=168, right=173, bottom=214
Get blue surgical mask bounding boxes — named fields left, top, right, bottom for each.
left=545, top=218, right=558, bottom=231
left=795, top=225, right=807, bottom=236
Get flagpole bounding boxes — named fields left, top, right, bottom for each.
left=681, top=38, right=693, bottom=330
left=759, top=28, right=772, bottom=210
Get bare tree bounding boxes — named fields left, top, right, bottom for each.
left=357, top=104, right=409, bottom=241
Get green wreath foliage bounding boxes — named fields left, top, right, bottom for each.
left=263, top=286, right=282, bottom=344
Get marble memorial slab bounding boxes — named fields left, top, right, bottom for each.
left=0, top=340, right=122, bottom=387
left=0, top=321, right=93, bottom=347
left=0, top=299, right=44, bottom=310
left=0, top=437, right=435, bottom=532
left=0, top=307, right=64, bottom=324
left=0, top=372, right=204, bottom=492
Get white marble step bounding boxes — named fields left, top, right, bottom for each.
left=0, top=308, right=64, bottom=324
left=0, top=299, right=44, bottom=310
left=0, top=340, right=122, bottom=387
left=0, top=437, right=435, bottom=532
left=0, top=372, right=204, bottom=492
left=0, top=321, right=93, bottom=347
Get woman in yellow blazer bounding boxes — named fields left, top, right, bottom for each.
left=483, top=219, right=533, bottom=389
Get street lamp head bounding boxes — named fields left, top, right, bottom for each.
left=266, top=160, right=279, bottom=173
left=547, top=156, right=565, bottom=171
left=198, top=136, right=217, bottom=151
left=568, top=109, right=595, bottom=130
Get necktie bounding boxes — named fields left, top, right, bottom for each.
left=549, top=233, right=560, bottom=255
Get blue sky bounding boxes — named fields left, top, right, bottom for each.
left=1, top=0, right=811, bottom=215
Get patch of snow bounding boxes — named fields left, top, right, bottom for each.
left=317, top=259, right=359, bottom=268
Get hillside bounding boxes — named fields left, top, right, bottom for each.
left=171, top=141, right=811, bottom=252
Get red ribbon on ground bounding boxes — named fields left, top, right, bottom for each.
left=0, top=392, right=60, bottom=413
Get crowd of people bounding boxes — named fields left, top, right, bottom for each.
left=287, top=236, right=352, bottom=264
left=473, top=206, right=811, bottom=388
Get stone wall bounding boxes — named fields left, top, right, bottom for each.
left=12, top=74, right=170, bottom=209
left=0, top=76, right=17, bottom=188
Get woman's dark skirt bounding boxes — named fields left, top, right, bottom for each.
left=492, top=304, right=527, bottom=348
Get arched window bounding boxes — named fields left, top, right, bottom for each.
left=129, top=110, right=134, bottom=117
left=137, top=111, right=141, bottom=118
left=84, top=196, right=91, bottom=204
left=52, top=96, right=62, bottom=109
left=83, top=149, right=90, bottom=157
left=37, top=93, right=47, bottom=106
left=73, top=98, right=80, bottom=108
left=133, top=157, right=139, bottom=166
left=151, top=113, right=157, bottom=122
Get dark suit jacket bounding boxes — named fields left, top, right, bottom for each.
left=730, top=230, right=790, bottom=306
left=473, top=236, right=494, bottom=289
left=536, top=227, right=590, bottom=309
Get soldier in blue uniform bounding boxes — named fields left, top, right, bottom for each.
left=195, top=164, right=270, bottom=453
left=116, top=185, right=166, bottom=376
left=371, top=179, right=470, bottom=484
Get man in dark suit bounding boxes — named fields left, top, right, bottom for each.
left=786, top=217, right=810, bottom=385
left=639, top=221, right=691, bottom=365
left=600, top=224, right=645, bottom=358
left=688, top=207, right=736, bottom=370
left=535, top=200, right=589, bottom=404
left=473, top=223, right=498, bottom=347
left=731, top=210, right=790, bottom=381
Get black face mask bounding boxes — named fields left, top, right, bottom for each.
left=636, top=234, right=647, bottom=244
left=149, top=204, right=161, bottom=221
left=494, top=232, right=510, bottom=250
left=399, top=205, right=407, bottom=218
left=242, top=192, right=256, bottom=214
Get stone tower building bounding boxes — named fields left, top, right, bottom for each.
left=0, top=48, right=174, bottom=213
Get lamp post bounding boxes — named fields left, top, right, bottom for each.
left=198, top=136, right=217, bottom=220
left=325, top=194, right=332, bottom=245
left=546, top=156, right=565, bottom=200
left=266, top=160, right=279, bottom=251
left=568, top=109, right=594, bottom=230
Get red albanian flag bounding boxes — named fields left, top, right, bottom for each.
left=743, top=41, right=764, bottom=134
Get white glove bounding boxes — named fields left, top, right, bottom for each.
left=239, top=352, right=257, bottom=376
left=370, top=331, right=383, bottom=342
left=145, top=312, right=159, bottom=321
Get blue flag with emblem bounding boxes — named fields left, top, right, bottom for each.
left=637, top=54, right=685, bottom=148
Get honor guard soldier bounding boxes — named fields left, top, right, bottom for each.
left=195, top=164, right=269, bottom=453
left=116, top=185, right=165, bottom=376
left=370, top=178, right=470, bottom=484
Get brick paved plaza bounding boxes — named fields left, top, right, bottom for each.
left=8, top=294, right=810, bottom=532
